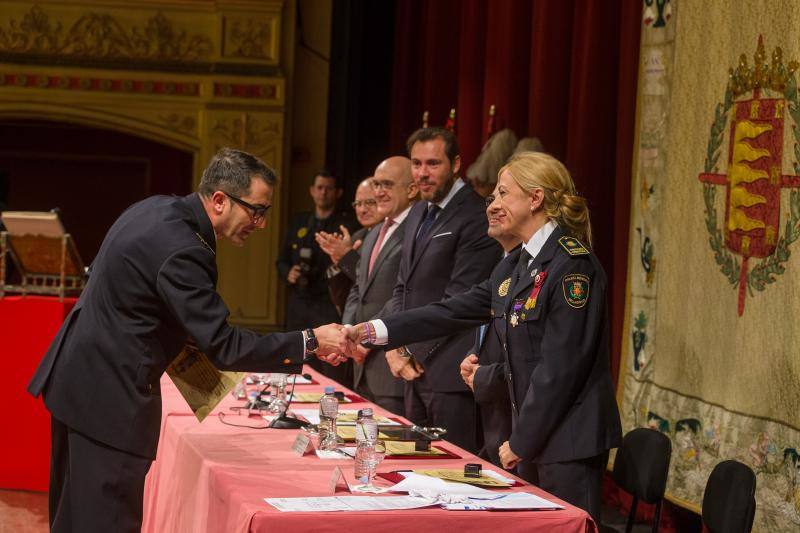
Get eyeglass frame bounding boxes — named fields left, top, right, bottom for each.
left=352, top=199, right=378, bottom=209
left=224, top=192, right=270, bottom=224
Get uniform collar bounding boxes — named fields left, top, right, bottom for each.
left=185, top=193, right=217, bottom=255
left=523, top=219, right=558, bottom=260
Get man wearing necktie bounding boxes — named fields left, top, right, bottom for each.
left=341, top=157, right=417, bottom=413
left=381, top=127, right=502, bottom=453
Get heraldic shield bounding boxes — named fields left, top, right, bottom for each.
left=699, top=36, right=800, bottom=316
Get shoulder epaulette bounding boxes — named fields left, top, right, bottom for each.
left=558, top=236, right=589, bottom=256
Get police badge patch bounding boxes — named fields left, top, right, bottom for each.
left=562, top=274, right=590, bottom=308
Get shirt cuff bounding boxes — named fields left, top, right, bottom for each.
left=370, top=319, right=389, bottom=345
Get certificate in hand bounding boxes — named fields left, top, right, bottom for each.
left=166, top=342, right=245, bottom=422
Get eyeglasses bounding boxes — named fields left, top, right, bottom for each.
left=225, top=192, right=270, bottom=224
left=371, top=179, right=396, bottom=191
left=484, top=194, right=496, bottom=208
left=352, top=199, right=378, bottom=209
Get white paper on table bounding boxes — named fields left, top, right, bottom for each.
left=291, top=409, right=401, bottom=426
left=481, top=469, right=517, bottom=485
left=264, top=495, right=437, bottom=512
left=315, top=449, right=352, bottom=460
left=390, top=472, right=502, bottom=498
left=289, top=374, right=314, bottom=384
left=441, top=492, right=563, bottom=511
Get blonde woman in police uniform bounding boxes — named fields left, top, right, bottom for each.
left=346, top=151, right=622, bottom=522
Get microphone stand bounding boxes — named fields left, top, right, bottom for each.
left=269, top=374, right=309, bottom=429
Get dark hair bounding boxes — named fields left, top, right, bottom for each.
left=406, top=127, right=460, bottom=164
left=311, top=170, right=339, bottom=188
left=198, top=148, right=276, bottom=197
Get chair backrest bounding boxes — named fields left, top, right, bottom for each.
left=702, top=460, right=756, bottom=533
left=612, top=427, right=672, bottom=504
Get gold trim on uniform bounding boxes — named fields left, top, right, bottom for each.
left=498, top=277, right=511, bottom=296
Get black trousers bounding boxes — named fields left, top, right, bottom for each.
left=404, top=376, right=478, bottom=454
left=517, top=452, right=608, bottom=524
left=49, top=417, right=152, bottom=533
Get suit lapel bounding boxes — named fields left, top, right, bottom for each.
left=408, top=185, right=470, bottom=275
left=357, top=225, right=380, bottom=289
left=363, top=221, right=405, bottom=293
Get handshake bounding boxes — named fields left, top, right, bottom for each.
left=309, top=323, right=370, bottom=366
left=309, top=323, right=425, bottom=381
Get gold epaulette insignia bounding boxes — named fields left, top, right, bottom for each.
left=558, top=236, right=589, bottom=256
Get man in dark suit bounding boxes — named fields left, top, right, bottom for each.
left=276, top=171, right=357, bottom=383
left=381, top=128, right=502, bottom=453
left=27, top=148, right=347, bottom=533
left=342, top=157, right=417, bottom=414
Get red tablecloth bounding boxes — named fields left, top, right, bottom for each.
left=143, top=369, right=596, bottom=533
left=0, top=295, right=77, bottom=491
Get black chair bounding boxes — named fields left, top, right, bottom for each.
left=702, top=460, right=756, bottom=533
left=612, top=428, right=672, bottom=533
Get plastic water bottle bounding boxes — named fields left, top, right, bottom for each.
left=354, top=408, right=378, bottom=480
left=355, top=408, right=378, bottom=443
left=247, top=391, right=260, bottom=415
left=318, top=386, right=339, bottom=451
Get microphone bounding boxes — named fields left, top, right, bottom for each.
left=268, top=374, right=309, bottom=429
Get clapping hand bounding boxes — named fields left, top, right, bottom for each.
left=459, top=354, right=480, bottom=391
left=315, top=225, right=362, bottom=264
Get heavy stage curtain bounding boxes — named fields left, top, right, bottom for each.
left=389, top=0, right=642, bottom=382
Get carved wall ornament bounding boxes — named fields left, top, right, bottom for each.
left=0, top=5, right=213, bottom=61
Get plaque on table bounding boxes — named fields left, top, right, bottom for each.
left=0, top=211, right=85, bottom=300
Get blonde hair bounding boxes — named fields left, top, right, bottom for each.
left=499, top=151, right=593, bottom=247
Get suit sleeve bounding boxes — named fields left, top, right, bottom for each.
left=443, top=204, right=502, bottom=299
left=157, top=246, right=304, bottom=373
left=509, top=258, right=606, bottom=460
left=472, top=363, right=508, bottom=405
left=382, top=278, right=493, bottom=350
left=338, top=249, right=360, bottom=282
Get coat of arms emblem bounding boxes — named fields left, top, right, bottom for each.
left=698, top=36, right=800, bottom=315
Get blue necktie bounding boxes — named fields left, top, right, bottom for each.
left=416, top=204, right=440, bottom=244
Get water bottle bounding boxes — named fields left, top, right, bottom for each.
left=354, top=439, right=377, bottom=485
left=318, top=386, right=339, bottom=451
left=354, top=409, right=378, bottom=480
left=247, top=391, right=260, bottom=416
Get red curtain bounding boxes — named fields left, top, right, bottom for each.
left=389, top=0, right=641, bottom=384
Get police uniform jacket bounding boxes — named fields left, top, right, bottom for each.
left=382, top=226, right=622, bottom=464
left=28, top=193, right=305, bottom=459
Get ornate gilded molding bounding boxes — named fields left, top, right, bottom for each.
left=158, top=113, right=197, bottom=135
left=211, top=113, right=280, bottom=154
left=0, top=71, right=199, bottom=96
left=223, top=16, right=274, bottom=60
left=213, top=82, right=278, bottom=100
left=0, top=5, right=212, bottom=61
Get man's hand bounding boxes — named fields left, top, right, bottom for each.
left=499, top=441, right=522, bottom=469
left=287, top=264, right=302, bottom=284
left=459, top=354, right=480, bottom=391
left=386, top=349, right=423, bottom=381
left=349, top=345, right=371, bottom=364
left=315, top=225, right=362, bottom=264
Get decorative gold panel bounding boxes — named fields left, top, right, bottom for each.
left=0, top=0, right=289, bottom=331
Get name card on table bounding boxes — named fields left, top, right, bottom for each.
left=328, top=466, right=351, bottom=494
left=292, top=434, right=313, bottom=456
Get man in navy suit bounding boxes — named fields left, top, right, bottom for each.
left=381, top=128, right=502, bottom=452
left=28, top=148, right=346, bottom=532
